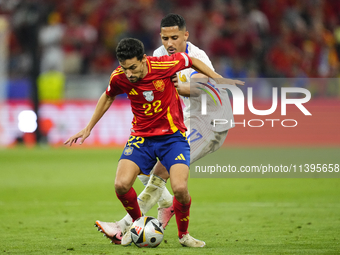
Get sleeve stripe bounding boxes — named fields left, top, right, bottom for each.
left=152, top=66, right=177, bottom=69
left=151, top=60, right=180, bottom=69
left=146, top=59, right=151, bottom=73
left=109, top=71, right=124, bottom=83
left=181, top=53, right=189, bottom=67
left=190, top=71, right=199, bottom=77
left=150, top=61, right=179, bottom=64
left=151, top=63, right=179, bottom=66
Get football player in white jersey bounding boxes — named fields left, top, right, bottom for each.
left=95, top=14, right=244, bottom=247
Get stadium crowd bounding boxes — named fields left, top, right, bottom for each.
left=1, top=0, right=340, bottom=96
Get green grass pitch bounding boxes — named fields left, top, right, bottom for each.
left=0, top=147, right=339, bottom=254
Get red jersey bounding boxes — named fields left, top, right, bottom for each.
left=106, top=52, right=192, bottom=137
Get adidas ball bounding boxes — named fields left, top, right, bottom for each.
left=130, top=216, right=164, bottom=248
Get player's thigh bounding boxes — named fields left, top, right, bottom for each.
left=169, top=163, right=189, bottom=190
left=115, top=159, right=140, bottom=194
left=153, top=161, right=170, bottom=180
left=169, top=163, right=190, bottom=203
left=191, top=130, right=228, bottom=163
left=187, top=118, right=228, bottom=163
left=187, top=121, right=213, bottom=163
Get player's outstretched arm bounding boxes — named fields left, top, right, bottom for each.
left=174, top=72, right=244, bottom=97
left=190, top=57, right=221, bottom=80
left=173, top=73, right=206, bottom=97
left=190, top=57, right=245, bottom=86
left=64, top=92, right=115, bottom=146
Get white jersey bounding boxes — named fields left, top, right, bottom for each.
left=153, top=42, right=234, bottom=132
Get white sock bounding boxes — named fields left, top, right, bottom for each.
left=137, top=174, right=150, bottom=186
left=138, top=174, right=166, bottom=214
left=157, top=186, right=173, bottom=208
left=118, top=213, right=133, bottom=232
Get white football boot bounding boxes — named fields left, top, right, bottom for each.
left=179, top=233, right=206, bottom=247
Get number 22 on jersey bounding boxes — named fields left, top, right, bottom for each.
left=143, top=100, right=162, bottom=116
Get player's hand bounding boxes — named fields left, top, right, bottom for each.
left=171, top=75, right=179, bottom=87
left=64, top=128, right=91, bottom=146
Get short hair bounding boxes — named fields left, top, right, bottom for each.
left=116, top=38, right=145, bottom=62
left=160, top=13, right=186, bottom=30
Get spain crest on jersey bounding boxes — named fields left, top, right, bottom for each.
left=152, top=79, right=165, bottom=92
left=143, top=90, right=154, bottom=102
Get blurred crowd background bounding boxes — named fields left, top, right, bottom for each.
left=0, top=0, right=339, bottom=146
left=1, top=0, right=340, bottom=101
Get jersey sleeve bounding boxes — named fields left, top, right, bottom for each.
left=189, top=48, right=214, bottom=77
left=153, top=45, right=168, bottom=57
left=150, top=52, right=192, bottom=77
left=106, top=69, right=125, bottom=97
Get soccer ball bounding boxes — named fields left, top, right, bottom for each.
left=130, top=216, right=164, bottom=248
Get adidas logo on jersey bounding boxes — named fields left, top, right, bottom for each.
left=129, top=88, right=138, bottom=95
left=175, top=153, right=186, bottom=161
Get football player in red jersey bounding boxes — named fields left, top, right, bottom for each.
left=65, top=38, right=236, bottom=247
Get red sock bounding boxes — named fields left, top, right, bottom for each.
left=173, top=196, right=191, bottom=238
left=116, top=188, right=142, bottom=221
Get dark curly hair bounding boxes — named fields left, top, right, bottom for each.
left=116, top=38, right=145, bottom=62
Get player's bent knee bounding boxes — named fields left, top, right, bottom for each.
left=115, top=159, right=140, bottom=195
left=172, top=184, right=189, bottom=203
left=172, top=185, right=187, bottom=196
left=114, top=179, right=132, bottom=195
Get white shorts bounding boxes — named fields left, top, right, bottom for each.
left=185, top=118, right=229, bottom=164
